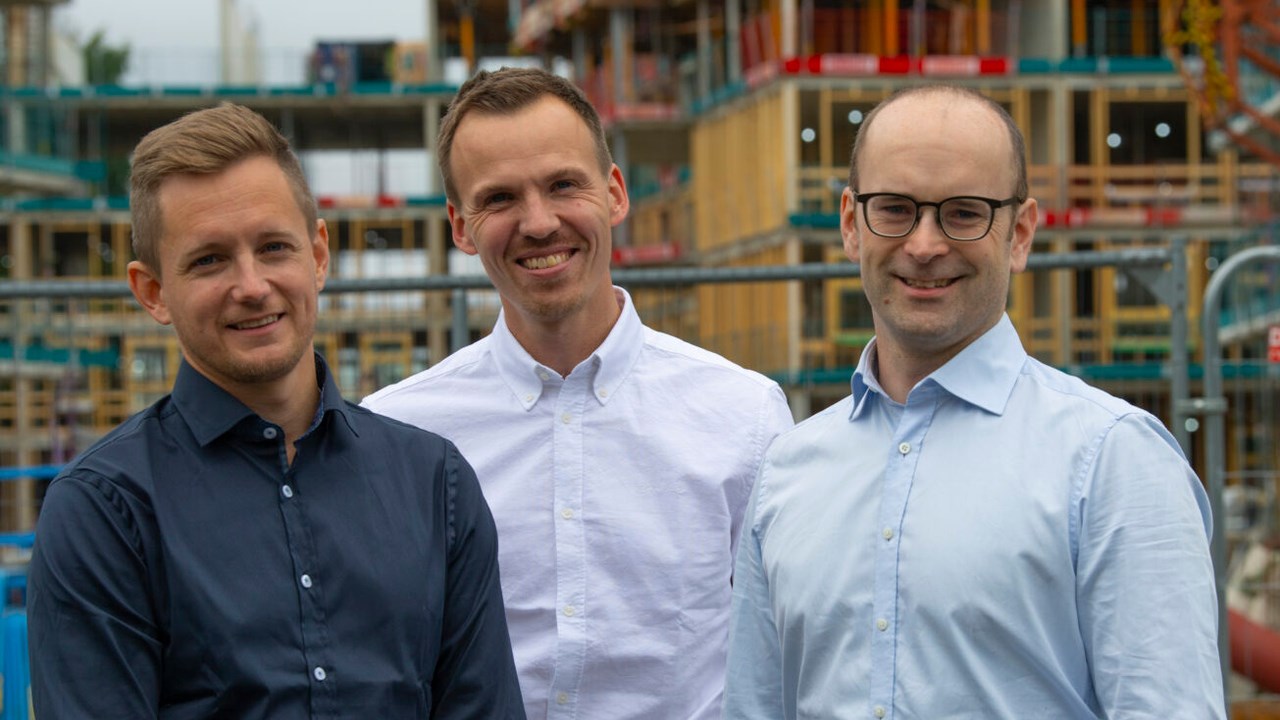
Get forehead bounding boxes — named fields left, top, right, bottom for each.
left=451, top=97, right=598, bottom=177
left=156, top=156, right=307, bottom=243
left=859, top=93, right=1016, bottom=194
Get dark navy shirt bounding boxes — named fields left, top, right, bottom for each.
left=28, top=356, right=524, bottom=719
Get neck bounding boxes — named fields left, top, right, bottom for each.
left=513, top=314, right=617, bottom=377
left=871, top=345, right=944, bottom=405
left=225, top=357, right=320, bottom=465
left=505, top=291, right=622, bottom=377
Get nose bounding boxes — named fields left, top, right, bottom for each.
left=901, top=206, right=951, bottom=262
left=230, top=257, right=271, bottom=303
left=519, top=193, right=561, bottom=239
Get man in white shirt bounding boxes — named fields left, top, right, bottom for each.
left=363, top=67, right=794, bottom=719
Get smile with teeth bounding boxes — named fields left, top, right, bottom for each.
left=232, top=315, right=279, bottom=330
left=902, top=277, right=955, bottom=289
left=520, top=252, right=571, bottom=270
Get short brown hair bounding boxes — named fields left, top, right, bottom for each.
left=129, top=103, right=317, bottom=273
left=436, top=67, right=612, bottom=203
left=848, top=85, right=1028, bottom=202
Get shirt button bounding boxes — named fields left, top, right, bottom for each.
left=561, top=413, right=572, bottom=424
left=537, top=370, right=550, bottom=381
left=597, top=389, right=608, bottom=398
left=874, top=706, right=886, bottom=718
left=282, top=485, right=294, bottom=499
left=313, top=666, right=327, bottom=681
left=524, top=394, right=534, bottom=403
left=563, top=605, right=576, bottom=617
left=898, top=442, right=910, bottom=455
left=876, top=618, right=889, bottom=631
left=561, top=508, right=574, bottom=520
left=264, top=427, right=279, bottom=440
left=556, top=692, right=569, bottom=705
left=300, top=574, right=313, bottom=589
left=882, top=527, right=894, bottom=541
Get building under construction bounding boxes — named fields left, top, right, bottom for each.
left=1, top=1, right=1278, bottom=700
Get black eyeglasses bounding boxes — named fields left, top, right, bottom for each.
left=854, top=192, right=1021, bottom=242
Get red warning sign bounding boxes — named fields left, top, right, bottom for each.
left=1270, top=325, right=1280, bottom=363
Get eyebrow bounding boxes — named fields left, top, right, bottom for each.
left=468, top=166, right=594, bottom=202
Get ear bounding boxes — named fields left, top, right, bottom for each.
left=607, top=164, right=630, bottom=228
left=127, top=259, right=172, bottom=326
left=312, top=219, right=331, bottom=291
left=1009, top=197, right=1037, bottom=274
left=839, top=187, right=861, bottom=263
left=447, top=201, right=478, bottom=255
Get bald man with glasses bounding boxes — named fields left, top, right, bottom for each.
left=722, top=85, right=1224, bottom=720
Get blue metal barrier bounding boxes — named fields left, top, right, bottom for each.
left=0, top=610, right=30, bottom=720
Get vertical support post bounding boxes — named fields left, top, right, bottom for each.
left=780, top=0, right=797, bottom=58
left=697, top=0, right=712, bottom=100
left=425, top=97, right=449, bottom=365
left=884, top=0, right=899, bottom=57
left=610, top=8, right=628, bottom=108
left=1196, top=244, right=1280, bottom=715
left=727, top=0, right=742, bottom=84
left=219, top=0, right=234, bottom=84
left=977, top=0, right=991, bottom=55
left=572, top=28, right=587, bottom=82
left=612, top=129, right=630, bottom=249
left=451, top=287, right=470, bottom=353
left=425, top=0, right=441, bottom=84
left=1169, top=235, right=1191, bottom=454
left=1071, top=0, right=1087, bottom=56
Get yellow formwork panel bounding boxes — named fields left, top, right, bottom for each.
left=695, top=243, right=795, bottom=375
left=692, top=87, right=792, bottom=253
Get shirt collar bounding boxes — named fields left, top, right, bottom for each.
left=850, top=314, right=1026, bottom=419
left=491, top=286, right=643, bottom=411
left=172, top=353, right=355, bottom=447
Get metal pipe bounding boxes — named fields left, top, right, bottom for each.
left=0, top=249, right=1177, bottom=299
left=1198, top=243, right=1280, bottom=709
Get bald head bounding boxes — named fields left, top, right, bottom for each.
left=848, top=86, right=1028, bottom=202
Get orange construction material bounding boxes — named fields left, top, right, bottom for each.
left=1233, top=698, right=1280, bottom=720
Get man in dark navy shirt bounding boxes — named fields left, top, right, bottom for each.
left=27, top=103, right=525, bottom=719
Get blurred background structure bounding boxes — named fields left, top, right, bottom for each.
left=0, top=0, right=1279, bottom=715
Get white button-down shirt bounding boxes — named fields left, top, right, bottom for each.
left=365, top=287, right=793, bottom=720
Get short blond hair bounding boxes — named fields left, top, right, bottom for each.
left=129, top=103, right=316, bottom=273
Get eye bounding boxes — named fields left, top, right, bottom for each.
left=872, top=197, right=914, bottom=216
left=942, top=200, right=990, bottom=225
left=551, top=179, right=575, bottom=192
left=484, top=191, right=514, bottom=206
left=191, top=255, right=220, bottom=268
left=262, top=240, right=289, bottom=253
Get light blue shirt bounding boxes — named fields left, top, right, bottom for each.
left=723, top=315, right=1224, bottom=720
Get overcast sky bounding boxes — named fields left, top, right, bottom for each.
left=56, top=0, right=428, bottom=53
left=55, top=0, right=430, bottom=85
left=53, top=1, right=434, bottom=194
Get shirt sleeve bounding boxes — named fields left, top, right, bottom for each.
left=729, top=385, right=795, bottom=565
left=722, top=470, right=787, bottom=719
left=1075, top=413, right=1226, bottom=719
left=431, top=441, right=527, bottom=719
left=27, top=473, right=163, bottom=720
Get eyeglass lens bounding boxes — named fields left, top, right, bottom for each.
left=864, top=195, right=994, bottom=240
